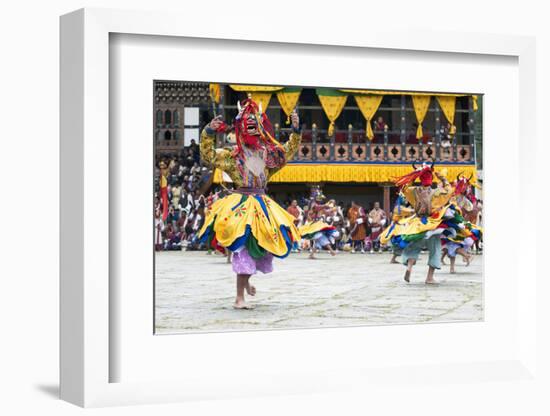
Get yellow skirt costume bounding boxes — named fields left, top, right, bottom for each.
left=199, top=192, right=300, bottom=259
left=197, top=97, right=302, bottom=267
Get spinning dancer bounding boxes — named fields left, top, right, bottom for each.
left=198, top=98, right=301, bottom=309
left=440, top=173, right=483, bottom=273
left=380, top=161, right=457, bottom=284
left=298, top=186, right=337, bottom=259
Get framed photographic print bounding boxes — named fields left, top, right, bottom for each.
left=60, top=7, right=539, bottom=408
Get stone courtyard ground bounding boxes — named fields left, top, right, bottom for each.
left=155, top=250, right=483, bottom=334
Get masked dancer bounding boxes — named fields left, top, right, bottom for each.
left=380, top=162, right=457, bottom=284
left=198, top=98, right=301, bottom=309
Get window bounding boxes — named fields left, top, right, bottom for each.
left=173, top=110, right=180, bottom=127
left=156, top=110, right=163, bottom=127
left=164, top=130, right=172, bottom=140
left=164, top=110, right=172, bottom=126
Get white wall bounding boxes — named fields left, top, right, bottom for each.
left=0, top=1, right=548, bottom=415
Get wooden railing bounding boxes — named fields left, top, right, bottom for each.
left=277, top=127, right=475, bottom=164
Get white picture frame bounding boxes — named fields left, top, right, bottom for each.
left=60, top=8, right=540, bottom=408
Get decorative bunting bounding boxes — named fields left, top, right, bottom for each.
left=316, top=88, right=348, bottom=137
left=276, top=87, right=302, bottom=124
left=249, top=92, right=273, bottom=112
left=354, top=94, right=383, bottom=140
left=436, top=96, right=456, bottom=126
left=411, top=95, right=431, bottom=139
left=229, top=85, right=284, bottom=92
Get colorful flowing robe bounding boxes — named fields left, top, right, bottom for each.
left=441, top=191, right=483, bottom=254
left=380, top=182, right=454, bottom=249
left=381, top=182, right=481, bottom=251
left=298, top=202, right=336, bottom=247
left=198, top=129, right=301, bottom=259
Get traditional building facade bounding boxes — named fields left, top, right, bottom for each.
left=154, top=81, right=211, bottom=155
left=154, top=82, right=482, bottom=213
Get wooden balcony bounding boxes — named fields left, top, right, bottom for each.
left=281, top=128, right=475, bottom=165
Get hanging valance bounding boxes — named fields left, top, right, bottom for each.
left=213, top=164, right=477, bottom=184
left=276, top=87, right=302, bottom=124
left=316, top=88, right=348, bottom=137
left=229, top=85, right=284, bottom=92
left=354, top=95, right=383, bottom=140
left=411, top=95, right=431, bottom=139
left=226, top=85, right=479, bottom=137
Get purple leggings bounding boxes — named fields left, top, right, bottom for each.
left=232, top=248, right=273, bottom=275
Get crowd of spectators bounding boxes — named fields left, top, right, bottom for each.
left=154, top=140, right=219, bottom=251
left=154, top=169, right=392, bottom=254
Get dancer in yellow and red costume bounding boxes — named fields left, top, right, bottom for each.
left=381, top=162, right=458, bottom=284
left=198, top=98, right=301, bottom=309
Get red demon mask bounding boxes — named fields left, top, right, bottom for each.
left=232, top=98, right=286, bottom=169
left=394, top=161, right=435, bottom=189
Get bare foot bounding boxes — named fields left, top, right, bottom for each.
left=464, top=255, right=472, bottom=266
left=404, top=269, right=411, bottom=283
left=233, top=299, right=254, bottom=309
left=390, top=257, right=399, bottom=264
left=330, top=250, right=336, bottom=256
left=309, top=253, right=316, bottom=259
left=450, top=269, right=456, bottom=274
left=425, top=278, right=438, bottom=285
left=246, top=283, right=256, bottom=296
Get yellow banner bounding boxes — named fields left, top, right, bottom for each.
left=249, top=92, right=272, bottom=112
left=340, top=89, right=476, bottom=99
left=276, top=89, right=301, bottom=124
left=436, top=96, right=456, bottom=126
left=317, top=93, right=348, bottom=136
left=354, top=95, right=383, bottom=140
left=214, top=164, right=477, bottom=184
left=229, top=85, right=284, bottom=92
left=209, top=83, right=221, bottom=104
left=412, top=95, right=431, bottom=139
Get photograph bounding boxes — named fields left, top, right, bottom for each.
left=153, top=82, right=484, bottom=334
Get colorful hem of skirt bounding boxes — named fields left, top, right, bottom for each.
left=198, top=192, right=299, bottom=260
left=298, top=221, right=336, bottom=240
left=381, top=203, right=482, bottom=251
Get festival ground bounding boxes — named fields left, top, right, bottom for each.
left=155, top=250, right=483, bottom=334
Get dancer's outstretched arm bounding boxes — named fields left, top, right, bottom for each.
left=200, top=116, right=237, bottom=175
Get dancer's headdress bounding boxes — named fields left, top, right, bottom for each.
left=453, top=172, right=474, bottom=195
left=453, top=172, right=480, bottom=203
left=233, top=97, right=286, bottom=169
left=394, top=161, right=435, bottom=188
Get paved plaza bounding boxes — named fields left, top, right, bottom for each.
left=155, top=250, right=483, bottom=334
